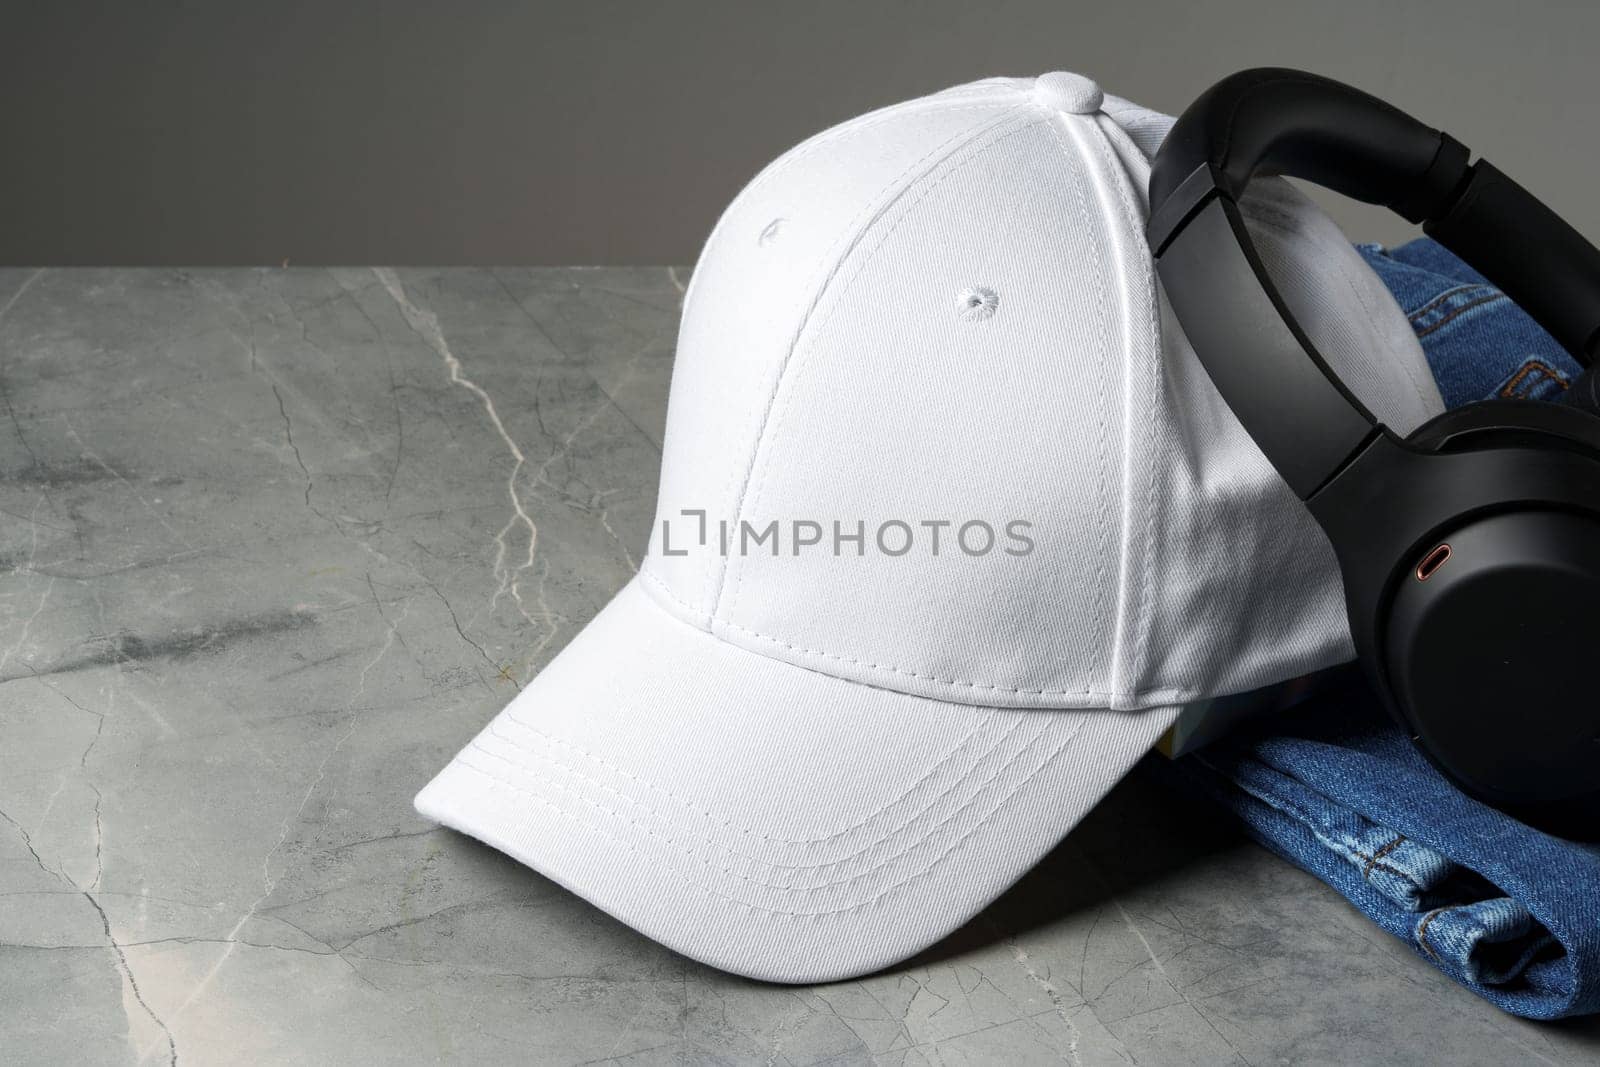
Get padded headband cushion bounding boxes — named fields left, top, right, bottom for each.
left=1102, top=95, right=1445, bottom=435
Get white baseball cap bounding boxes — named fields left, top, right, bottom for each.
left=415, top=72, right=1444, bottom=983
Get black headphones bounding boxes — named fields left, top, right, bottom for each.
left=1147, top=69, right=1600, bottom=840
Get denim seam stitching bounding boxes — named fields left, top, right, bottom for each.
left=1363, top=834, right=1408, bottom=880
left=1416, top=906, right=1450, bottom=963
left=1499, top=359, right=1570, bottom=398
left=1195, top=754, right=1432, bottom=896
left=1405, top=282, right=1490, bottom=324
left=1414, top=291, right=1506, bottom=339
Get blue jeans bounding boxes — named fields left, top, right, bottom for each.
left=1359, top=238, right=1584, bottom=405
left=1168, top=239, right=1600, bottom=1020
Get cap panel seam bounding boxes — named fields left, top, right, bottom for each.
left=641, top=102, right=1190, bottom=709
left=643, top=502, right=1196, bottom=710
left=1065, top=108, right=1167, bottom=698
left=715, top=617, right=1191, bottom=701
left=640, top=556, right=715, bottom=628
left=664, top=100, right=1019, bottom=618
left=683, top=99, right=1020, bottom=310
left=1040, top=112, right=1114, bottom=699
left=717, top=113, right=1121, bottom=700
left=641, top=559, right=1195, bottom=706
left=643, top=563, right=1196, bottom=703
left=715, top=111, right=1045, bottom=625
left=1089, top=98, right=1167, bottom=696
left=694, top=105, right=1028, bottom=615
left=741, top=101, right=1020, bottom=198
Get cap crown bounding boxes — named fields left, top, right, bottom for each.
left=641, top=76, right=1442, bottom=711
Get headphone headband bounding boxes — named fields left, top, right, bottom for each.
left=1148, top=69, right=1600, bottom=839
left=1150, top=68, right=1600, bottom=497
left=1147, top=68, right=1466, bottom=240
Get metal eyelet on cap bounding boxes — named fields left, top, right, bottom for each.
left=957, top=287, right=999, bottom=322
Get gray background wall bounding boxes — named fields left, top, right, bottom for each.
left=3, top=0, right=1595, bottom=265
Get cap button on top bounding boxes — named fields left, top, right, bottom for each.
left=1032, top=72, right=1103, bottom=114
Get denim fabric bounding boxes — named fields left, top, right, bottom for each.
left=1170, top=239, right=1600, bottom=1020
left=1356, top=239, right=1584, bottom=406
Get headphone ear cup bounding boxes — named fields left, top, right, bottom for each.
left=1381, top=507, right=1600, bottom=835
left=1385, top=399, right=1600, bottom=836
left=1406, top=398, right=1600, bottom=457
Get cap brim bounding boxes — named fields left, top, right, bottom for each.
left=415, top=578, right=1176, bottom=984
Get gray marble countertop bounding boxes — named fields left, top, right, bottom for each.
left=2, top=266, right=1596, bottom=1066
